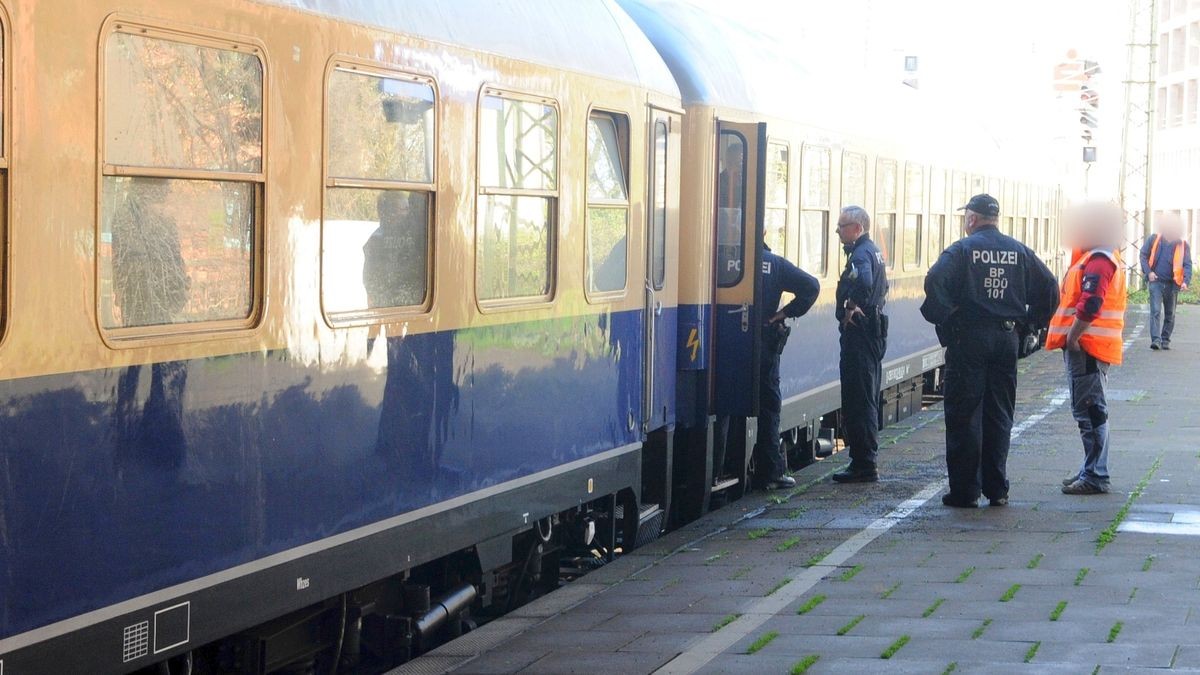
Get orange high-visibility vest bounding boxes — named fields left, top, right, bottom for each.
left=1148, top=233, right=1186, bottom=286
left=1046, top=248, right=1127, bottom=365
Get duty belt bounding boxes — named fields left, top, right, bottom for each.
left=957, top=317, right=1017, bottom=331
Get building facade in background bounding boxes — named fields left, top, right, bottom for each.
left=1154, top=0, right=1200, bottom=246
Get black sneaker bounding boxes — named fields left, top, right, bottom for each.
left=832, top=467, right=879, bottom=483
left=988, top=496, right=1009, bottom=507
left=942, top=493, right=978, bottom=508
left=766, top=475, right=796, bottom=490
left=1151, top=342, right=1161, bottom=350
left=1062, top=474, right=1080, bottom=486
left=1061, top=479, right=1103, bottom=495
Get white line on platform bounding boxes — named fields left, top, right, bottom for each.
left=654, top=386, right=1070, bottom=675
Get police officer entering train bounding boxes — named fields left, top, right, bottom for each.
left=757, top=242, right=821, bottom=489
left=832, top=206, right=889, bottom=484
left=921, top=194, right=1058, bottom=508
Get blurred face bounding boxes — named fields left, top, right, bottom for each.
left=1063, top=202, right=1124, bottom=250
left=836, top=216, right=863, bottom=245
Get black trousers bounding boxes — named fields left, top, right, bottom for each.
left=753, top=351, right=787, bottom=479
left=943, top=325, right=1019, bottom=501
left=839, top=325, right=885, bottom=469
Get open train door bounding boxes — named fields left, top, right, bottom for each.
left=712, top=121, right=767, bottom=419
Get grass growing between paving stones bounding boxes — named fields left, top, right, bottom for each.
left=746, top=631, right=779, bottom=654
left=775, top=536, right=801, bottom=553
left=767, top=494, right=788, bottom=505
left=748, top=527, right=773, bottom=540
left=838, top=564, right=864, bottom=581
left=1024, top=641, right=1041, bottom=663
left=1050, top=601, right=1068, bottom=621
left=766, top=578, right=793, bottom=596
left=1096, top=455, right=1162, bottom=553
left=881, top=582, right=901, bottom=599
left=730, top=566, right=752, bottom=580
left=1142, top=555, right=1155, bottom=571
left=789, top=655, right=820, bottom=674
left=922, top=598, right=946, bottom=618
left=837, top=615, right=865, bottom=636
left=1075, top=567, right=1090, bottom=586
left=955, top=566, right=976, bottom=583
left=1107, top=621, right=1124, bottom=643
left=796, top=594, right=826, bottom=615
left=787, top=507, right=807, bottom=519
left=1000, top=584, right=1022, bottom=602
left=942, top=663, right=957, bottom=675
left=712, top=613, right=741, bottom=632
left=880, top=635, right=910, bottom=659
left=1027, top=553, right=1044, bottom=569
left=971, top=618, right=993, bottom=639
left=803, top=550, right=829, bottom=567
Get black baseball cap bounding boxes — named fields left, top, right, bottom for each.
left=958, top=193, right=1000, bottom=217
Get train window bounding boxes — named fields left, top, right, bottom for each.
left=903, top=163, right=923, bottom=269
left=651, top=121, right=668, bottom=290
left=323, top=66, right=435, bottom=318
left=585, top=112, right=630, bottom=296
left=928, top=169, right=946, bottom=263
left=841, top=151, right=867, bottom=208
left=100, top=28, right=263, bottom=331
left=800, top=145, right=830, bottom=275
left=716, top=131, right=747, bottom=287
left=875, top=159, right=898, bottom=268
left=764, top=141, right=789, bottom=259
left=477, top=93, right=558, bottom=302
left=951, top=172, right=968, bottom=243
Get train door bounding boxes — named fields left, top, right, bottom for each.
left=642, top=110, right=679, bottom=433
left=712, top=121, right=767, bottom=418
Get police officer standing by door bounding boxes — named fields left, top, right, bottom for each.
left=832, top=206, right=888, bottom=484
left=756, top=242, right=821, bottom=489
left=921, top=194, right=1058, bottom=507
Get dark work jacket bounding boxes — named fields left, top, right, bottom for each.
left=1139, top=234, right=1193, bottom=285
left=921, top=226, right=1058, bottom=335
left=761, top=244, right=820, bottom=323
left=835, top=234, right=888, bottom=322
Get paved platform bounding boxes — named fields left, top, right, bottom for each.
left=398, top=305, right=1200, bottom=674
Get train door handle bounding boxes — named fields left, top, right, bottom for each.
left=654, top=300, right=663, bottom=317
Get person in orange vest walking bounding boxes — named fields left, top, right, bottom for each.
left=1047, top=203, right=1128, bottom=495
left=1138, top=212, right=1191, bottom=350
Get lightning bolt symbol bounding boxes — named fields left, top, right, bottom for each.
left=687, top=327, right=700, bottom=362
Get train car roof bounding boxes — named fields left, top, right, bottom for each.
left=617, top=0, right=1027, bottom=172
left=261, top=0, right=681, bottom=97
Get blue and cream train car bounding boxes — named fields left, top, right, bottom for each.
left=0, top=1, right=1065, bottom=673
left=0, top=1, right=685, bottom=673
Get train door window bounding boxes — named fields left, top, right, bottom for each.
left=903, top=163, right=923, bottom=269
left=764, top=141, right=789, bottom=259
left=651, top=120, right=668, bottom=290
left=323, top=65, right=435, bottom=319
left=716, top=131, right=747, bottom=287
left=800, top=145, right=830, bottom=275
left=952, top=172, right=968, bottom=243
left=841, top=151, right=867, bottom=208
left=875, top=159, right=897, bottom=268
left=928, top=168, right=946, bottom=264
left=477, top=92, right=558, bottom=303
left=100, top=27, right=264, bottom=333
left=585, top=111, right=630, bottom=297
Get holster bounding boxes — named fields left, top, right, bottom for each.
left=767, top=321, right=792, bottom=355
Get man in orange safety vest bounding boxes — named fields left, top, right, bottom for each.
left=1047, top=203, right=1128, bottom=495
left=1138, top=212, right=1191, bottom=350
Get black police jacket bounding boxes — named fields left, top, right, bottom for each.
left=921, top=226, right=1059, bottom=334
left=836, top=234, right=888, bottom=322
left=761, top=244, right=820, bottom=324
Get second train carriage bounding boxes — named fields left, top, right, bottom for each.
left=620, top=0, right=1066, bottom=511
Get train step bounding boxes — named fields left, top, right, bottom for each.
left=635, top=503, right=665, bottom=548
left=711, top=476, right=740, bottom=493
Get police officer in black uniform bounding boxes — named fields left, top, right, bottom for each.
left=921, top=194, right=1059, bottom=507
left=832, top=206, right=889, bottom=483
left=755, top=242, right=821, bottom=489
